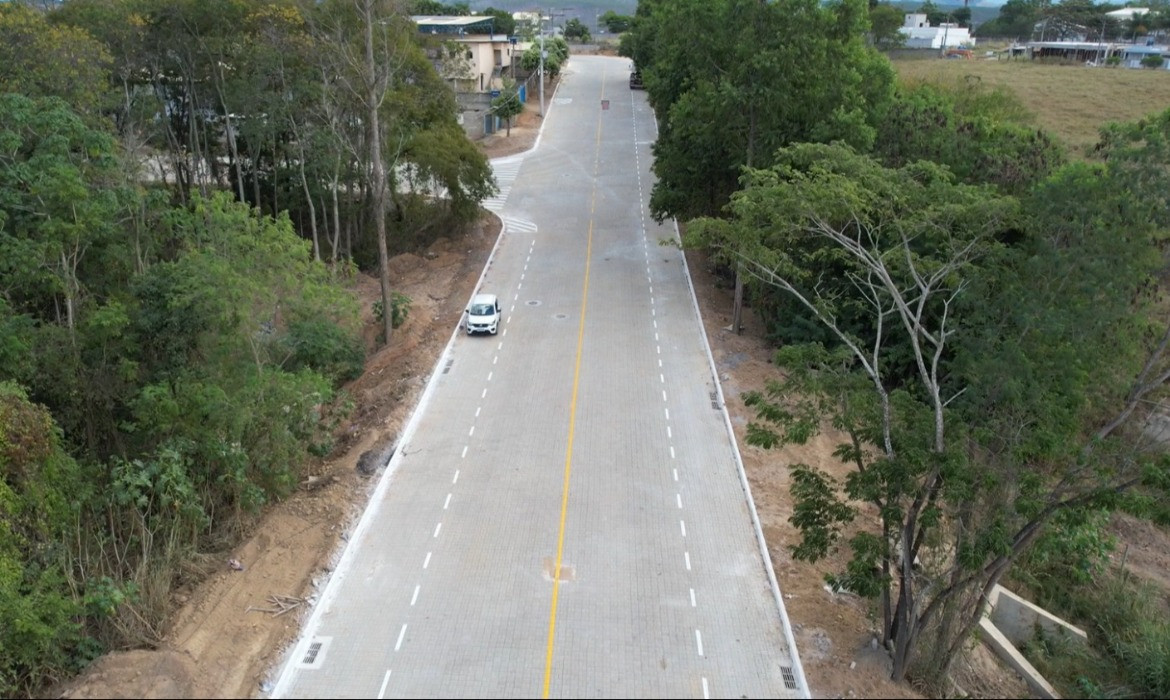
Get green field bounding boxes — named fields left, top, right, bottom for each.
left=892, top=58, right=1170, bottom=157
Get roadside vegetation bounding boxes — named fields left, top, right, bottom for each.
left=625, top=0, right=1170, bottom=694
left=4, top=0, right=1170, bottom=696
left=0, top=0, right=494, bottom=695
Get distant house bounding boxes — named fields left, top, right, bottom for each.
left=899, top=13, right=974, bottom=50
left=413, top=15, right=528, bottom=139
left=1018, top=39, right=1170, bottom=69
left=512, top=10, right=541, bottom=32
left=1119, top=43, right=1169, bottom=68
left=1026, top=41, right=1116, bottom=63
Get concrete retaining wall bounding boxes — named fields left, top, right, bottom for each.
left=980, top=584, right=1087, bottom=699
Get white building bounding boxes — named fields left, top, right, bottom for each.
left=512, top=11, right=541, bottom=31
left=900, top=13, right=974, bottom=49
left=413, top=16, right=528, bottom=138
left=1106, top=7, right=1151, bottom=22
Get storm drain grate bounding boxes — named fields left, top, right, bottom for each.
left=442, top=359, right=454, bottom=375
left=780, top=665, right=798, bottom=689
left=298, top=637, right=332, bottom=669
left=710, top=391, right=720, bottom=409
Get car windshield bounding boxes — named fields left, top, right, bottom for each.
left=470, top=303, right=494, bottom=315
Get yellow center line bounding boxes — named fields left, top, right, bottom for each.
left=542, top=69, right=607, bottom=699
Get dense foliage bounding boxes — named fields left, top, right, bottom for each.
left=622, top=0, right=895, bottom=222
left=645, top=0, right=1170, bottom=690
left=0, top=0, right=496, bottom=694
left=688, top=128, right=1170, bottom=686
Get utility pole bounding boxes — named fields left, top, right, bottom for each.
left=1099, top=13, right=1108, bottom=65
left=538, top=6, right=572, bottom=119
left=538, top=22, right=545, bottom=117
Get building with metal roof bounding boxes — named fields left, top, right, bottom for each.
left=412, top=15, right=497, bottom=36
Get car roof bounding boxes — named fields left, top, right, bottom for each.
left=471, top=293, right=497, bottom=304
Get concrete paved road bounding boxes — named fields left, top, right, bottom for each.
left=270, top=55, right=807, bottom=700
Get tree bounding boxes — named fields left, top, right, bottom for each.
left=687, top=140, right=1169, bottom=686
left=0, top=382, right=87, bottom=697
left=521, top=35, right=569, bottom=79
left=0, top=2, right=113, bottom=118
left=599, top=10, right=632, bottom=33
left=482, top=6, right=515, bottom=36
left=0, top=93, right=126, bottom=340
left=975, top=0, right=1041, bottom=40
left=409, top=0, right=469, bottom=15
left=633, top=0, right=894, bottom=335
left=358, top=0, right=397, bottom=344
left=491, top=80, right=524, bottom=136
left=562, top=17, right=591, bottom=42
left=869, top=3, right=907, bottom=51
left=1036, top=0, right=1104, bottom=41
left=635, top=0, right=894, bottom=223
left=872, top=81, right=1064, bottom=195
left=916, top=1, right=948, bottom=27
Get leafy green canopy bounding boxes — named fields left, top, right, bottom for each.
left=521, top=35, right=569, bottom=78
left=873, top=81, right=1064, bottom=196
left=0, top=382, right=89, bottom=698
left=687, top=135, right=1169, bottom=684
left=625, top=0, right=895, bottom=221
left=42, top=0, right=496, bottom=273
left=0, top=3, right=112, bottom=119
left=600, top=10, right=632, bottom=33
left=0, top=89, right=366, bottom=690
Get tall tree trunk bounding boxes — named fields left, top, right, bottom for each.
left=301, top=163, right=320, bottom=261
left=273, top=133, right=281, bottom=216
left=732, top=104, right=758, bottom=335
left=252, top=150, right=262, bottom=211
left=331, top=175, right=342, bottom=264
left=210, top=62, right=246, bottom=202
left=363, top=0, right=394, bottom=344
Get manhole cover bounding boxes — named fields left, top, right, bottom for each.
left=526, top=300, right=541, bottom=306
left=554, top=313, right=568, bottom=320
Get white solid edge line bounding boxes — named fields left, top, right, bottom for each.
left=670, top=208, right=811, bottom=696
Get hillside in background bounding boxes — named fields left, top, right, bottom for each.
left=889, top=0, right=1004, bottom=24
left=468, top=1, right=639, bottom=30
left=462, top=2, right=1007, bottom=33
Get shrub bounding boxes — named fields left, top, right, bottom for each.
left=1141, top=55, right=1164, bottom=69
left=280, top=320, right=365, bottom=384
left=1018, top=563, right=1170, bottom=698
left=372, top=292, right=412, bottom=330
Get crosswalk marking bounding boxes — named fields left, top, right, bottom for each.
left=501, top=216, right=537, bottom=235
left=483, top=155, right=525, bottom=212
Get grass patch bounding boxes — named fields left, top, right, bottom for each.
left=1021, top=569, right=1170, bottom=698
left=891, top=59, right=1170, bottom=158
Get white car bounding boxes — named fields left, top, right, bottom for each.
left=466, top=293, right=501, bottom=335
